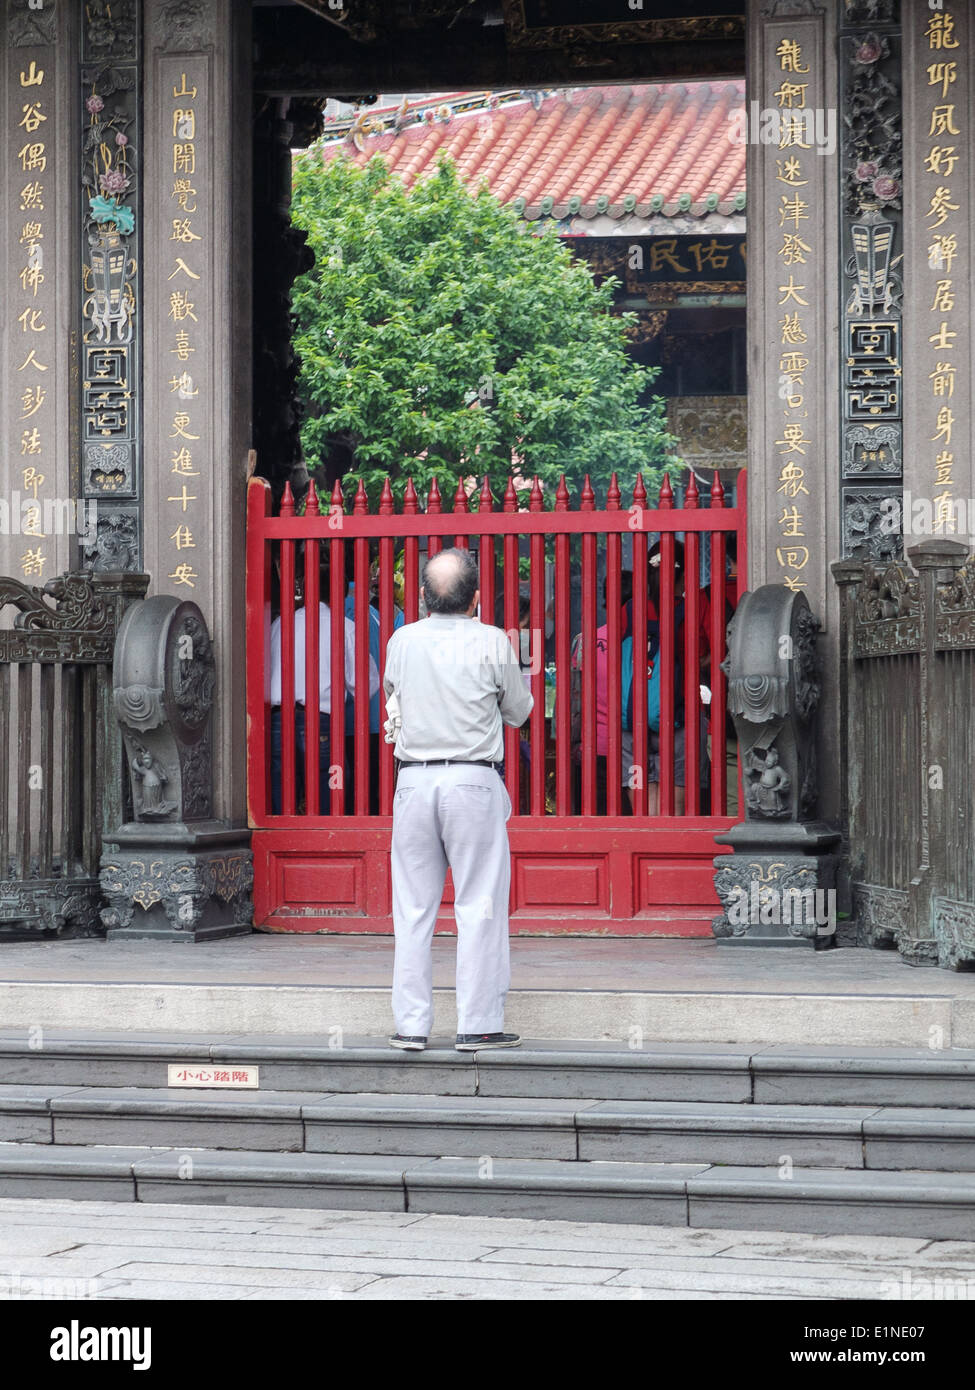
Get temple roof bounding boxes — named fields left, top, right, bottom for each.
left=316, top=82, right=747, bottom=225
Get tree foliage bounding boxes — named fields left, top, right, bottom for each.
left=290, top=148, right=680, bottom=506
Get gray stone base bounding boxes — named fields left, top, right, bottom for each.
left=100, top=821, right=252, bottom=942
left=712, top=821, right=841, bottom=949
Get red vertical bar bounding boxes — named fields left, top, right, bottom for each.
left=245, top=477, right=272, bottom=825
left=279, top=483, right=297, bottom=817
left=378, top=478, right=396, bottom=815
left=502, top=477, right=520, bottom=812
left=403, top=478, right=420, bottom=624
left=580, top=474, right=597, bottom=817
left=683, top=473, right=701, bottom=816
left=658, top=474, right=675, bottom=817
left=735, top=469, right=747, bottom=814
left=478, top=477, right=495, bottom=626
left=353, top=480, right=370, bottom=818
left=631, top=475, right=648, bottom=817
left=329, top=481, right=346, bottom=817
left=709, top=473, right=728, bottom=815
left=303, top=482, right=321, bottom=818
left=453, top=477, right=470, bottom=550
left=605, top=472, right=622, bottom=818
left=427, top=477, right=443, bottom=560
left=529, top=477, right=545, bottom=817
left=554, top=476, right=571, bottom=816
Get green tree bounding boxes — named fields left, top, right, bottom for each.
left=290, top=148, right=680, bottom=507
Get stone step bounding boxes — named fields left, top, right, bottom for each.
left=3, top=1031, right=975, bottom=1106
left=3, top=1084, right=975, bottom=1172
left=0, top=1143, right=973, bottom=1238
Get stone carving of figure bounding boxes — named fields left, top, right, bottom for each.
left=131, top=748, right=174, bottom=817
left=746, top=746, right=791, bottom=817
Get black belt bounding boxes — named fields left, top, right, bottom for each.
left=396, top=759, right=501, bottom=770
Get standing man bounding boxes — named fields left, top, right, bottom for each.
left=383, top=547, right=533, bottom=1052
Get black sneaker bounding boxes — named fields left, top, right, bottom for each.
left=455, top=1033, right=521, bottom=1052
left=389, top=1034, right=427, bottom=1051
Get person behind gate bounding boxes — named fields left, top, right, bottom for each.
left=382, top=547, right=533, bottom=1052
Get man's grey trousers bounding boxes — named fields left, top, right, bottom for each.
left=391, top=763, right=513, bottom=1037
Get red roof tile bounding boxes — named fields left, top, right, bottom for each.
left=317, top=82, right=746, bottom=220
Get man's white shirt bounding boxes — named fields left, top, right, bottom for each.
left=270, top=602, right=379, bottom=713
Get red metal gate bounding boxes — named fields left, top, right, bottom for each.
left=246, top=469, right=746, bottom=934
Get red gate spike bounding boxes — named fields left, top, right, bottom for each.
left=306, top=480, right=320, bottom=515
left=353, top=479, right=368, bottom=514
left=632, top=473, right=648, bottom=511
left=658, top=473, right=674, bottom=510
left=711, top=470, right=726, bottom=508
left=607, top=472, right=621, bottom=510
left=529, top=476, right=544, bottom=512
left=379, top=477, right=394, bottom=515
left=555, top=475, right=570, bottom=511
left=427, top=477, right=442, bottom=513
left=403, top=477, right=419, bottom=514
left=280, top=481, right=295, bottom=517
left=453, top=478, right=470, bottom=512
left=329, top=479, right=344, bottom=513
left=685, top=471, right=700, bottom=509
left=479, top=475, right=494, bottom=511
left=581, top=474, right=596, bottom=510
left=503, top=477, right=518, bottom=512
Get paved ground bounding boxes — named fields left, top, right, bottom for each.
left=2, top=1197, right=975, bottom=1300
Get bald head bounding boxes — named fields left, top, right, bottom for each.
left=422, top=547, right=479, bottom=616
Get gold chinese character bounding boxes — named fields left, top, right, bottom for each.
left=168, top=485, right=197, bottom=512
left=778, top=506, right=805, bottom=537
left=168, top=291, right=198, bottom=323
left=776, top=423, right=810, bottom=457
left=173, top=108, right=196, bottom=139
left=18, top=102, right=46, bottom=134
left=173, top=73, right=198, bottom=99
left=928, top=233, right=958, bottom=273
left=648, top=240, right=688, bottom=274
left=172, top=179, right=198, bottom=212
left=776, top=39, right=808, bottom=73
left=168, top=257, right=201, bottom=281
left=778, top=112, right=811, bottom=149
left=774, top=81, right=808, bottom=110
left=775, top=156, right=807, bottom=186
left=927, top=62, right=957, bottom=98
left=168, top=563, right=198, bottom=588
left=929, top=362, right=956, bottom=398
left=777, top=460, right=809, bottom=498
left=929, top=105, right=960, bottom=137
left=21, top=466, right=44, bottom=499
left=22, top=504, right=45, bottom=538
left=782, top=574, right=808, bottom=593
left=19, top=61, right=44, bottom=87
left=171, top=330, right=195, bottom=360
left=21, top=547, right=45, bottom=577
left=173, top=143, right=196, bottom=174
left=18, top=180, right=44, bottom=211
left=932, top=406, right=954, bottom=447
left=19, top=220, right=43, bottom=244
left=778, top=193, right=809, bottom=229
left=19, top=385, right=46, bottom=419
left=686, top=239, right=732, bottom=272
left=780, top=313, right=808, bottom=346
left=20, top=427, right=42, bottom=456
left=17, top=143, right=46, bottom=173
left=17, top=308, right=45, bottom=333
left=17, top=348, right=48, bottom=372
left=19, top=262, right=44, bottom=296
left=933, top=490, right=958, bottom=533
left=170, top=526, right=196, bottom=550
left=171, top=447, right=200, bottom=476
left=935, top=451, right=954, bottom=486
left=779, top=233, right=812, bottom=266
left=776, top=546, right=809, bottom=570
left=778, top=276, right=809, bottom=307
left=926, top=186, right=959, bottom=228
left=170, top=412, right=200, bottom=441
left=926, top=13, right=958, bottom=49
left=925, top=145, right=958, bottom=177
left=928, top=321, right=957, bottom=351
left=931, top=279, right=954, bottom=312
left=171, top=218, right=201, bottom=244
left=169, top=372, right=198, bottom=397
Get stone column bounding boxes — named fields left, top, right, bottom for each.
left=0, top=0, right=79, bottom=585
left=903, top=0, right=972, bottom=539
left=142, top=0, right=252, bottom=828
left=746, top=0, right=841, bottom=820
